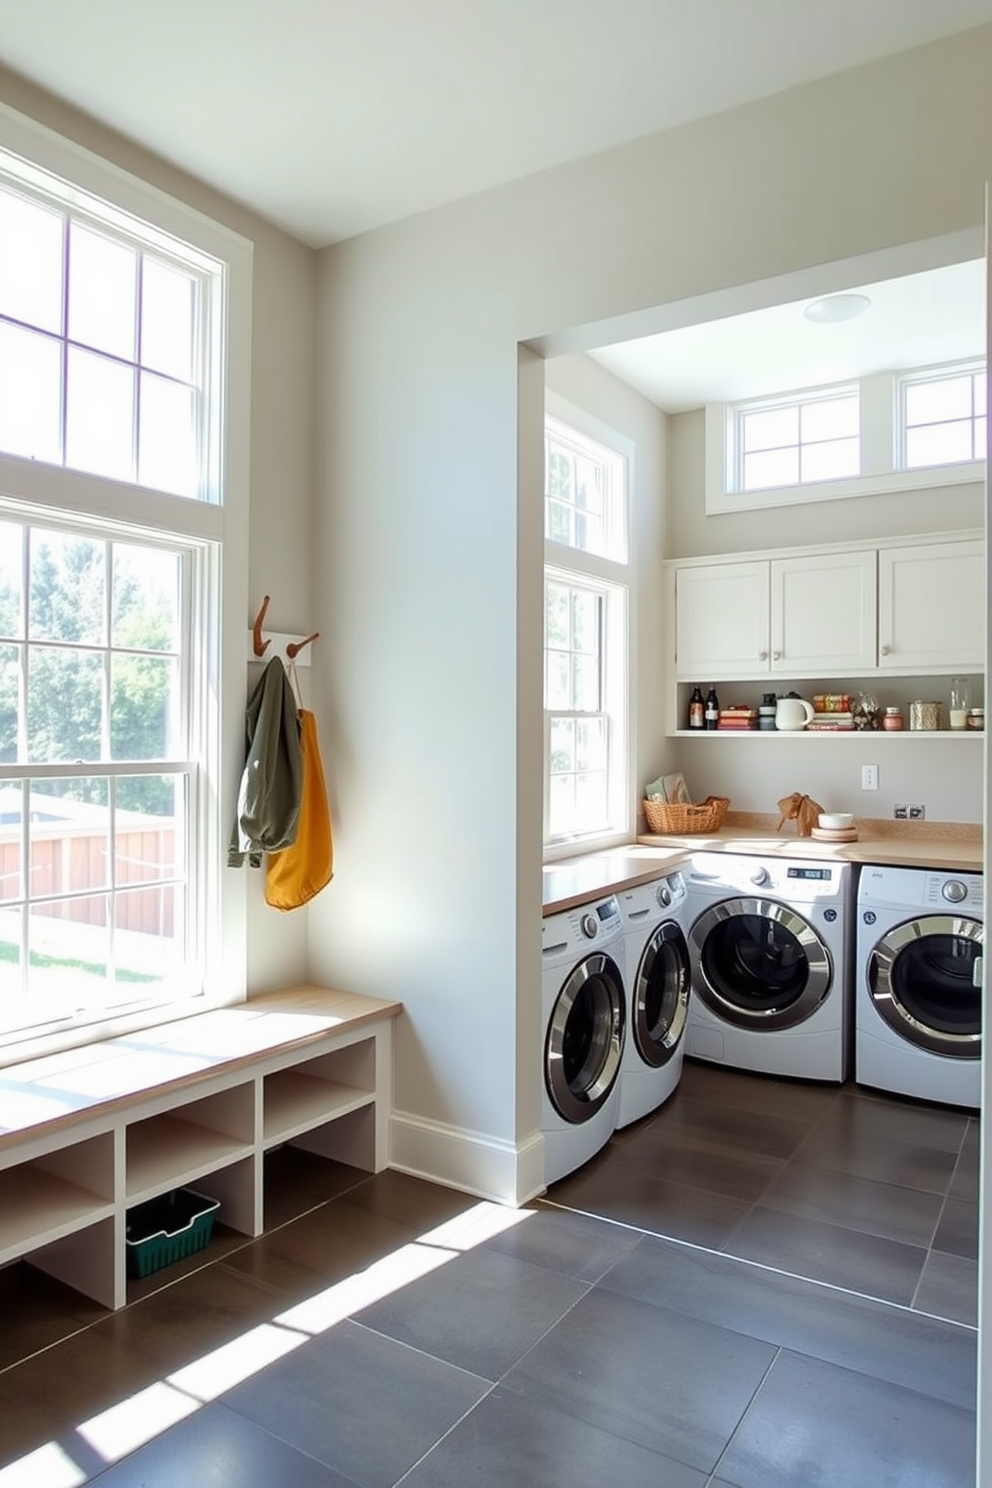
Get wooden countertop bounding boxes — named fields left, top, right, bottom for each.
left=544, top=819, right=983, bottom=914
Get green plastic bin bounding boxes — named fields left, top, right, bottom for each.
left=125, top=1187, right=220, bottom=1278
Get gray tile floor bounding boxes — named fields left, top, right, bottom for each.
left=0, top=1062, right=979, bottom=1487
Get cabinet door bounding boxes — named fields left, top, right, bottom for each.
left=674, top=561, right=769, bottom=678
left=878, top=540, right=985, bottom=670
left=770, top=550, right=877, bottom=675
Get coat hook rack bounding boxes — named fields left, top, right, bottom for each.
left=247, top=597, right=319, bottom=668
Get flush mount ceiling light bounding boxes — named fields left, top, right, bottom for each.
left=803, top=293, right=872, bottom=324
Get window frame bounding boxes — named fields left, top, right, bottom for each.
left=898, top=360, right=987, bottom=471
left=542, top=398, right=631, bottom=855
left=0, top=99, right=252, bottom=1065
left=706, top=361, right=985, bottom=516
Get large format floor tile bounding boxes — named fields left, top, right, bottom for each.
left=502, top=1284, right=776, bottom=1475
left=398, top=1384, right=709, bottom=1488
left=224, top=1318, right=491, bottom=1488
left=722, top=1204, right=929, bottom=1304
left=715, top=1347, right=976, bottom=1488
left=596, top=1232, right=977, bottom=1411
left=0, top=1064, right=979, bottom=1488
left=88, top=1403, right=362, bottom=1488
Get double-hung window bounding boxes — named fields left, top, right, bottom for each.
left=543, top=410, right=629, bottom=847
left=0, top=107, right=251, bottom=1057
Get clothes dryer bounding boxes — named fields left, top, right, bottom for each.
left=541, top=894, right=625, bottom=1186
left=856, top=864, right=983, bottom=1108
left=616, top=872, right=691, bottom=1127
left=685, top=852, right=852, bottom=1081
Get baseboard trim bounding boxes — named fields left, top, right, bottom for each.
left=389, top=1110, right=545, bottom=1206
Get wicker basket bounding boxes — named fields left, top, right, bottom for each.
left=642, top=794, right=730, bottom=835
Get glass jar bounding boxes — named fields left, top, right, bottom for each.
left=882, top=706, right=903, bottom=731
left=967, top=708, right=985, bottom=731
left=949, top=677, right=970, bottom=730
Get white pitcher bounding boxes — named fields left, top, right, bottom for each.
left=775, top=695, right=815, bottom=731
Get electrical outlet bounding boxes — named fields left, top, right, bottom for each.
left=894, top=803, right=908, bottom=819
left=861, top=764, right=878, bottom=791
left=908, top=804, right=926, bottom=821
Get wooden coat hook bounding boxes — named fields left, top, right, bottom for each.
left=252, top=595, right=272, bottom=657
left=286, top=631, right=320, bottom=659
left=250, top=596, right=319, bottom=665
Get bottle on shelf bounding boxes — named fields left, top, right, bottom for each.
left=688, top=685, right=705, bottom=730
left=704, top=686, right=719, bottom=730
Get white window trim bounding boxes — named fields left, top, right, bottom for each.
left=542, top=394, right=632, bottom=858
left=0, top=101, right=253, bottom=1063
left=706, top=364, right=985, bottom=516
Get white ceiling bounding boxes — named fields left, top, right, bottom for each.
left=1, top=0, right=992, bottom=248
left=589, top=258, right=987, bottom=412
left=0, top=1, right=987, bottom=405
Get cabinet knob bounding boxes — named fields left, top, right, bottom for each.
left=772, top=650, right=782, bottom=661
left=880, top=644, right=891, bottom=656
left=758, top=650, right=768, bottom=661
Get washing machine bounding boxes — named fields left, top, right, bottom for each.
left=615, top=872, right=691, bottom=1127
left=541, top=894, right=625, bottom=1185
left=856, top=864, right=983, bottom=1108
left=685, top=851, right=853, bottom=1081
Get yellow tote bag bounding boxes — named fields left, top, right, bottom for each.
left=265, top=709, right=333, bottom=910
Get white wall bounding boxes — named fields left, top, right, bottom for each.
left=309, top=23, right=992, bottom=1205
left=0, top=62, right=318, bottom=995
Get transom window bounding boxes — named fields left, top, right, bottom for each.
left=738, top=390, right=860, bottom=491
left=708, top=359, right=986, bottom=515
left=902, top=365, right=987, bottom=469
left=0, top=177, right=218, bottom=501
left=544, top=416, right=627, bottom=562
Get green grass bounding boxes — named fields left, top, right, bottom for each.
left=0, top=940, right=158, bottom=983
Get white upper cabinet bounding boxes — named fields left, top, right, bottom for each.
left=770, top=549, right=877, bottom=674
left=877, top=539, right=985, bottom=671
left=671, top=532, right=984, bottom=685
left=675, top=550, right=876, bottom=679
left=674, top=560, right=769, bottom=678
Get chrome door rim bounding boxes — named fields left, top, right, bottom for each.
left=869, top=914, right=983, bottom=1057
left=633, top=921, right=690, bottom=1068
left=545, top=951, right=624, bottom=1123
left=689, top=896, right=832, bottom=1030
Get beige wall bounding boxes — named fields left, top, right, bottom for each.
left=310, top=23, right=992, bottom=1202
left=0, top=63, right=318, bottom=992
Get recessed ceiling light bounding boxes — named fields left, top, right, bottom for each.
left=804, top=293, right=872, bottom=324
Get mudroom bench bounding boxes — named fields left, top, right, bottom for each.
left=0, top=985, right=402, bottom=1310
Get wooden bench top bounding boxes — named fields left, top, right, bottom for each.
left=0, top=985, right=402, bottom=1151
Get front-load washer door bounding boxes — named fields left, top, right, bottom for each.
left=689, top=897, right=832, bottom=1031
left=868, top=915, right=983, bottom=1059
left=545, top=952, right=625, bottom=1123
left=633, top=920, right=690, bottom=1068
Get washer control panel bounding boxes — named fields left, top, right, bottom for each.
left=578, top=895, right=622, bottom=940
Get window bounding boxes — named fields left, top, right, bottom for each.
left=545, top=416, right=627, bottom=562
left=738, top=390, right=859, bottom=491
left=0, top=519, right=200, bottom=1036
left=0, top=105, right=251, bottom=1057
left=0, top=178, right=220, bottom=502
left=707, top=361, right=986, bottom=515
left=901, top=365, right=987, bottom=469
left=544, top=410, right=629, bottom=847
